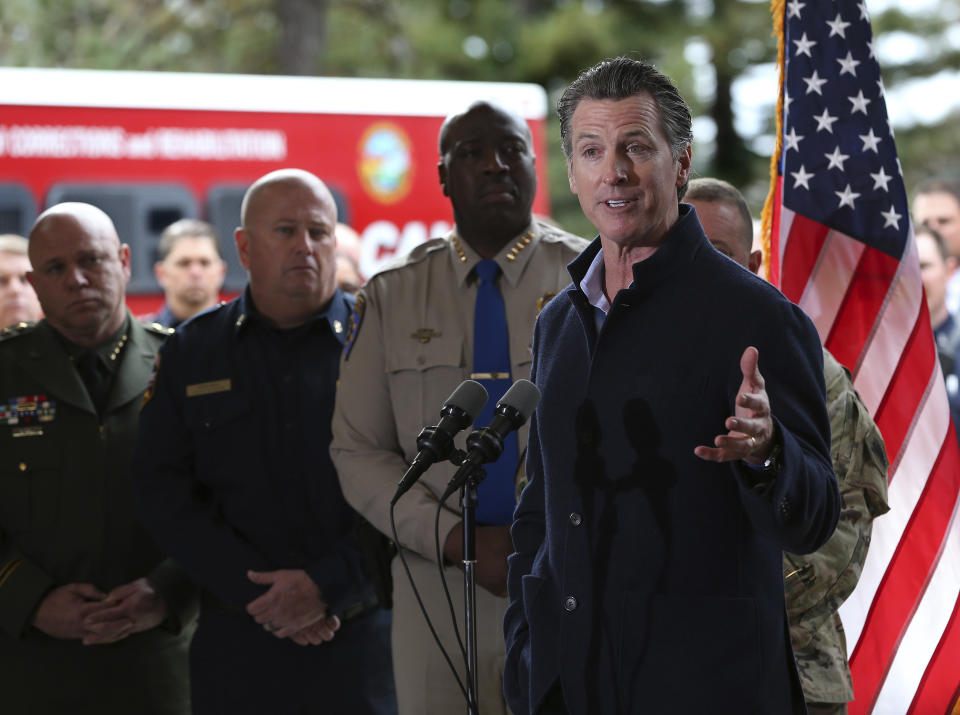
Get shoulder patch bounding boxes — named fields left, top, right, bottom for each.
left=343, top=293, right=366, bottom=361
left=141, top=353, right=161, bottom=410
left=367, top=237, right=448, bottom=281
left=536, top=292, right=558, bottom=315
left=536, top=221, right=591, bottom=252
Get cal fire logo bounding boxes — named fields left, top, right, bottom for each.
left=358, top=122, right=413, bottom=204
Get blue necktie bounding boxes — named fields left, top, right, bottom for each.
left=472, top=259, right=518, bottom=525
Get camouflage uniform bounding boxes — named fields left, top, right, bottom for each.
left=784, top=349, right=890, bottom=712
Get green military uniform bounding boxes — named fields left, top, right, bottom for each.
left=784, top=349, right=891, bottom=714
left=331, top=220, right=587, bottom=715
left=0, top=314, right=195, bottom=715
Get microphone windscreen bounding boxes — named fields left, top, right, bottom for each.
left=498, top=379, right=541, bottom=420
left=444, top=379, right=489, bottom=420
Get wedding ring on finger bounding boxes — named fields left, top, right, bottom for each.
left=748, top=436, right=756, bottom=450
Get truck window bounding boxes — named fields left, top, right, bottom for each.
left=0, top=183, right=37, bottom=236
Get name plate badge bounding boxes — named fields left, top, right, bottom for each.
left=12, top=426, right=43, bottom=438
left=186, top=379, right=232, bottom=398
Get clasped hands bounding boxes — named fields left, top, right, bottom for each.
left=33, top=577, right=168, bottom=645
left=34, top=569, right=338, bottom=648
left=245, top=568, right=340, bottom=646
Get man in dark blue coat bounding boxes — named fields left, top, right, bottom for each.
left=503, top=57, right=840, bottom=715
left=134, top=169, right=396, bottom=714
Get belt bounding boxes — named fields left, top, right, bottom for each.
left=338, top=594, right=380, bottom=623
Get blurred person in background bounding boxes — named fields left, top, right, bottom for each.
left=915, top=222, right=960, bottom=434
left=146, top=219, right=226, bottom=329
left=0, top=234, right=43, bottom=329
left=335, top=223, right=364, bottom=294
left=914, top=178, right=960, bottom=314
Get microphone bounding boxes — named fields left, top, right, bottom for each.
left=441, top=379, right=541, bottom=501
left=392, top=380, right=489, bottom=505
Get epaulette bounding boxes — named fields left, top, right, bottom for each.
left=143, top=321, right=176, bottom=337
left=0, top=321, right=37, bottom=341
left=535, top=220, right=591, bottom=251
left=367, top=237, right=449, bottom=282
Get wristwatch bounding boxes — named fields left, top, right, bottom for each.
left=761, top=440, right=782, bottom=474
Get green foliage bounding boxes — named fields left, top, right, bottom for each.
left=1, top=0, right=958, bottom=224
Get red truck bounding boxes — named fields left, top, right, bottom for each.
left=0, top=67, right=551, bottom=313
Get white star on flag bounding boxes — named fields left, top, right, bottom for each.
left=835, top=183, right=861, bottom=209
left=794, top=32, right=817, bottom=57
left=790, top=165, right=814, bottom=190
left=814, top=108, right=839, bottom=133
left=804, top=70, right=828, bottom=95
left=870, top=167, right=892, bottom=191
left=770, top=1, right=960, bottom=708
left=784, top=127, right=804, bottom=152
left=837, top=51, right=861, bottom=76
left=860, top=128, right=881, bottom=153
left=880, top=205, right=902, bottom=229
left=849, top=90, right=871, bottom=114
left=824, top=146, right=850, bottom=170
left=826, top=13, right=852, bottom=38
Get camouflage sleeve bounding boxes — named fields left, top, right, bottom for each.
left=783, top=350, right=891, bottom=649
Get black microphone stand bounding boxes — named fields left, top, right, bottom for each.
left=444, top=423, right=509, bottom=715
left=440, top=444, right=484, bottom=715
left=458, top=459, right=484, bottom=715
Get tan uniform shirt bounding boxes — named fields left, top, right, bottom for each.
left=331, top=220, right=587, bottom=560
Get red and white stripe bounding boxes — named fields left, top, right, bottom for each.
left=773, top=178, right=960, bottom=715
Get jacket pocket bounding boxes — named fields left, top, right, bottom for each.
left=184, top=392, right=254, bottom=487
left=0, top=445, right=61, bottom=532
left=384, top=336, right=465, bottom=452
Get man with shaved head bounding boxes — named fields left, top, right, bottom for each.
left=134, top=169, right=395, bottom=714
left=0, top=203, right=195, bottom=713
left=332, top=100, right=586, bottom=714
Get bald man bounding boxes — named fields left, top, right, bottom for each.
left=0, top=234, right=42, bottom=329
left=0, top=203, right=194, bottom=714
left=134, top=170, right=396, bottom=714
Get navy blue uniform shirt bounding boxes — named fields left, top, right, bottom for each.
left=134, top=287, right=372, bottom=613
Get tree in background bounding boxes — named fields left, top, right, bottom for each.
left=1, top=0, right=957, bottom=236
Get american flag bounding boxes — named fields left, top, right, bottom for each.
left=763, top=0, right=960, bottom=712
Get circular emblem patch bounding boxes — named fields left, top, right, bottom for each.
left=358, top=123, right=413, bottom=204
